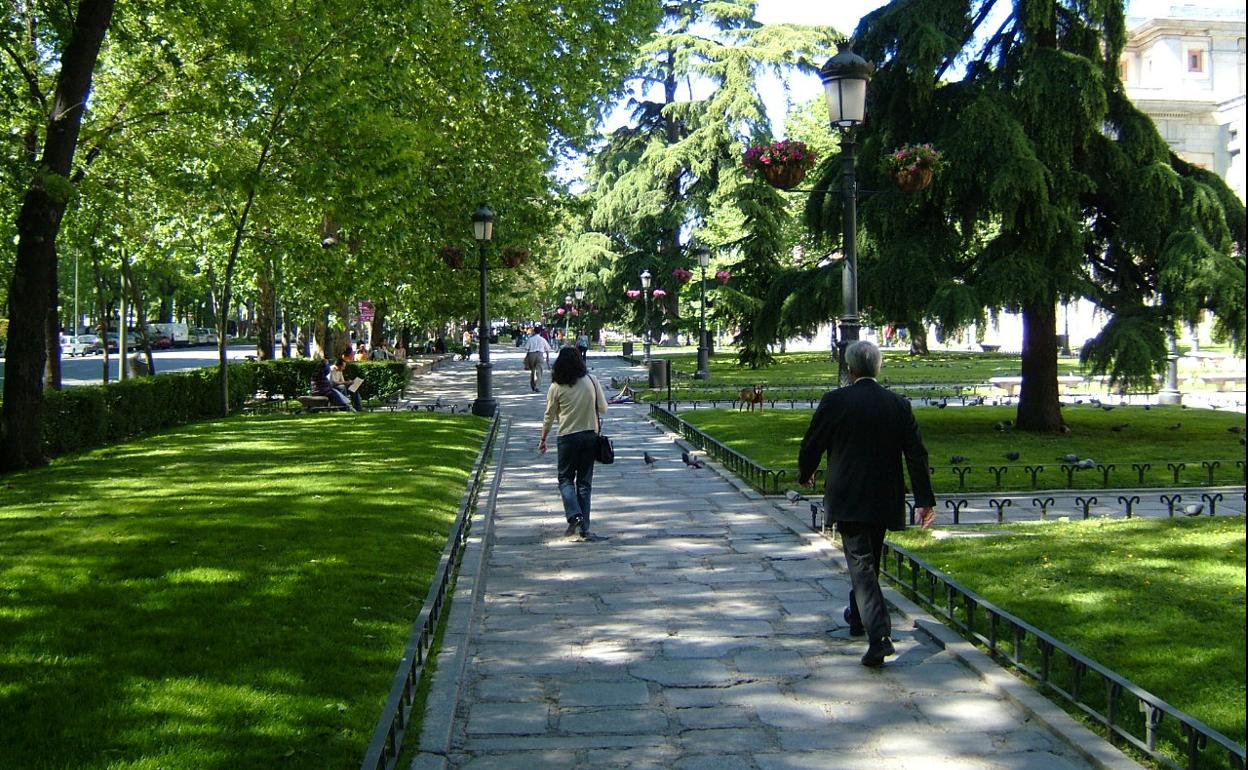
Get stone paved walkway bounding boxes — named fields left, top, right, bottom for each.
left=407, top=350, right=1151, bottom=770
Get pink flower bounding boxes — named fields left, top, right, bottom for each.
left=715, top=270, right=731, bottom=284
left=652, top=288, right=667, bottom=298
left=672, top=268, right=693, bottom=283
left=626, top=289, right=641, bottom=298
left=557, top=307, right=566, bottom=316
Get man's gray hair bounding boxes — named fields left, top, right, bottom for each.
left=846, top=340, right=882, bottom=378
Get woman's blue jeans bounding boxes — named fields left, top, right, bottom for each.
left=556, top=430, right=598, bottom=527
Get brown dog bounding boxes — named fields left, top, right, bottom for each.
left=739, top=385, right=764, bottom=412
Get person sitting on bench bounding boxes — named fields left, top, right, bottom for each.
left=329, top=356, right=363, bottom=411
left=311, top=358, right=355, bottom=411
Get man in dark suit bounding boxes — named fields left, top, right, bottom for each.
left=798, top=340, right=936, bottom=667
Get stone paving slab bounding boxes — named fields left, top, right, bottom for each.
left=412, top=350, right=1144, bottom=770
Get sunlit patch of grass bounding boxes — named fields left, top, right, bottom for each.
left=890, top=517, right=1246, bottom=750
left=0, top=412, right=487, bottom=769
left=680, top=404, right=1244, bottom=491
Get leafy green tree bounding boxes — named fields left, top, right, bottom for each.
left=790, top=0, right=1245, bottom=431
left=579, top=0, right=837, bottom=352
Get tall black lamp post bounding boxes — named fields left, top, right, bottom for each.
left=574, top=284, right=585, bottom=341
left=820, top=41, right=874, bottom=385
left=563, top=293, right=574, bottom=340
left=694, top=245, right=711, bottom=379
left=640, top=269, right=652, bottom=361
left=471, top=204, right=497, bottom=417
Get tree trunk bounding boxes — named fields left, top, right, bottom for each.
left=370, top=302, right=387, bottom=352
left=1, top=0, right=116, bottom=472
left=119, top=247, right=156, bottom=375
left=255, top=266, right=275, bottom=360
left=1015, top=300, right=1066, bottom=432
left=907, top=320, right=929, bottom=355
left=44, top=284, right=62, bottom=389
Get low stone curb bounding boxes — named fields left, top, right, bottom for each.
left=410, top=418, right=511, bottom=770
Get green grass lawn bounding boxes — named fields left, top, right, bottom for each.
left=677, top=403, right=1245, bottom=492
left=0, top=412, right=487, bottom=770
left=889, top=517, right=1247, bottom=760
left=631, top=348, right=1243, bottom=399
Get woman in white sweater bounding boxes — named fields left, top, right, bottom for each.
left=538, top=347, right=609, bottom=540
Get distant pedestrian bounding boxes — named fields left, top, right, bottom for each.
left=576, top=333, right=589, bottom=361
left=522, top=328, right=553, bottom=392
left=797, top=340, right=936, bottom=667
left=538, top=347, right=609, bottom=541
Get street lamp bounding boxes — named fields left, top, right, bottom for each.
left=640, top=269, right=652, bottom=361
left=693, top=245, right=711, bottom=379
left=573, top=284, right=585, bottom=341
left=470, top=204, right=497, bottom=417
left=563, top=294, right=574, bottom=340
left=820, top=40, right=874, bottom=385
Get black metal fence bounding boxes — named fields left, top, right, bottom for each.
left=360, top=413, right=502, bottom=770
left=649, top=404, right=788, bottom=493
left=881, top=539, right=1245, bottom=770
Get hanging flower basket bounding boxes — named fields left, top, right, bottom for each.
left=882, top=143, right=942, bottom=193
left=715, top=270, right=731, bottom=285
left=652, top=288, right=667, bottom=298
left=500, top=246, right=530, bottom=268
left=743, top=139, right=817, bottom=190
left=440, top=245, right=464, bottom=269
left=892, top=167, right=933, bottom=193
left=760, top=163, right=808, bottom=190
left=672, top=268, right=693, bottom=284
left=626, top=289, right=641, bottom=299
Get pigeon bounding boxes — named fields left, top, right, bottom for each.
left=936, top=400, right=948, bottom=409
left=1101, top=405, right=1114, bottom=411
left=1111, top=423, right=1129, bottom=432
left=1229, top=426, right=1244, bottom=434
left=1058, top=453, right=1079, bottom=463
left=1166, top=422, right=1182, bottom=430
left=1004, top=451, right=1020, bottom=461
left=1076, top=458, right=1096, bottom=469
left=643, top=451, right=658, bottom=467
left=1182, top=503, right=1204, bottom=516
left=949, top=455, right=968, bottom=465
left=785, top=490, right=807, bottom=504
left=1143, top=405, right=1152, bottom=410
left=681, top=451, right=705, bottom=469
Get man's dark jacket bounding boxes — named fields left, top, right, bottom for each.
left=798, top=378, right=936, bottom=531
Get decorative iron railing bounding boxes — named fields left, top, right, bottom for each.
left=649, top=404, right=788, bottom=493
left=360, top=413, right=502, bottom=770
left=799, top=497, right=1245, bottom=770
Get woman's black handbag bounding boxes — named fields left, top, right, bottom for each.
left=596, top=433, right=615, bottom=464
left=592, top=377, right=614, bottom=464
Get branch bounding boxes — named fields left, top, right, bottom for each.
left=0, top=39, right=49, bottom=111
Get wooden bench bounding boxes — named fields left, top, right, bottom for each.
left=1196, top=373, right=1246, bottom=392
left=988, top=375, right=1084, bottom=398
left=292, top=395, right=334, bottom=412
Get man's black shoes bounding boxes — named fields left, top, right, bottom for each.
left=843, top=606, right=865, bottom=637
left=564, top=517, right=581, bottom=537
left=861, top=637, right=895, bottom=667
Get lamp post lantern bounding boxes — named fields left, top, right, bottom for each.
left=470, top=204, right=497, bottom=417
left=640, top=269, right=652, bottom=361
left=694, top=245, right=711, bottom=379
left=819, top=41, right=873, bottom=385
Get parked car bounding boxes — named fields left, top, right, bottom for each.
left=149, top=334, right=173, bottom=350
left=60, top=334, right=102, bottom=356
left=103, top=332, right=141, bottom=352
left=190, top=327, right=219, bottom=345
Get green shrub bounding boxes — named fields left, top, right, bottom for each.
left=41, top=364, right=254, bottom=459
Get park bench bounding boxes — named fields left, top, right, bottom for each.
left=292, top=395, right=335, bottom=413
left=988, top=375, right=1084, bottom=398
left=1195, top=373, right=1245, bottom=392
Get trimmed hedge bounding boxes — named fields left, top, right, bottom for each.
left=38, top=359, right=409, bottom=460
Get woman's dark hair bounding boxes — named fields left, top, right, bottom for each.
left=551, top=346, right=587, bottom=385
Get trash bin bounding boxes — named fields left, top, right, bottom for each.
left=648, top=358, right=669, bottom=389
left=621, top=341, right=634, bottom=358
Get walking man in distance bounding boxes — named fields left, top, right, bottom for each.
left=798, top=340, right=937, bottom=667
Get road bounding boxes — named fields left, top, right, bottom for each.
left=0, top=345, right=260, bottom=389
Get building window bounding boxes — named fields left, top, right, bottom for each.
left=1187, top=48, right=1204, bottom=73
